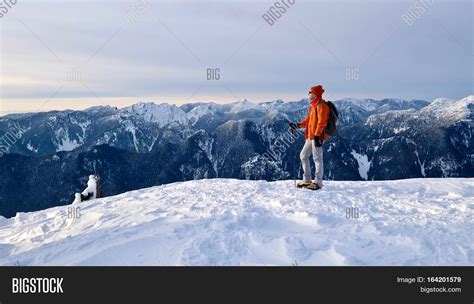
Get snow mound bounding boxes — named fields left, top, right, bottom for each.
left=0, top=178, right=472, bottom=266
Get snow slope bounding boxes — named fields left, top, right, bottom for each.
left=0, top=178, right=472, bottom=266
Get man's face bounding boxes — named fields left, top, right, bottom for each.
left=308, top=91, right=316, bottom=100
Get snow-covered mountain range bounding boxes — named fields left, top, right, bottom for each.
left=0, top=178, right=471, bottom=266
left=0, top=96, right=472, bottom=217
left=0, top=97, right=443, bottom=155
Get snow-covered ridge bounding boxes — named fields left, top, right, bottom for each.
left=0, top=178, right=471, bottom=266
left=1, top=95, right=471, bottom=157
left=5, top=96, right=471, bottom=123
left=364, top=95, right=473, bottom=127
left=99, top=96, right=431, bottom=126
left=121, top=102, right=188, bottom=127
left=117, top=99, right=259, bottom=126
left=186, top=103, right=220, bottom=125
left=422, top=95, right=473, bottom=121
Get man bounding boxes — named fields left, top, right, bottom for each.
left=289, top=85, right=329, bottom=190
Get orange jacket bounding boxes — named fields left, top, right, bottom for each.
left=299, top=98, right=330, bottom=140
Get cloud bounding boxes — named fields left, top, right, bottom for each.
left=0, top=0, right=472, bottom=114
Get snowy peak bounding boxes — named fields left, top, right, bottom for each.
left=1, top=95, right=471, bottom=164
left=421, top=95, right=473, bottom=121
left=258, top=99, right=299, bottom=113
left=427, top=95, right=473, bottom=110
left=351, top=96, right=472, bottom=128
left=226, top=99, right=257, bottom=113
left=259, top=99, right=284, bottom=108
left=179, top=102, right=218, bottom=113
left=334, top=97, right=429, bottom=112
left=84, top=105, right=118, bottom=115
left=430, top=97, right=456, bottom=105
left=335, top=98, right=380, bottom=112
left=121, top=102, right=188, bottom=127
left=186, top=103, right=221, bottom=125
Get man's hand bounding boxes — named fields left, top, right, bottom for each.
left=314, top=136, right=322, bottom=147
left=289, top=122, right=300, bottom=130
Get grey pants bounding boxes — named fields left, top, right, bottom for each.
left=300, top=139, right=324, bottom=186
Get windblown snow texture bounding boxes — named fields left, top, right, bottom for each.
left=0, top=178, right=471, bottom=266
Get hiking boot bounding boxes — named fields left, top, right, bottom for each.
left=297, top=180, right=313, bottom=188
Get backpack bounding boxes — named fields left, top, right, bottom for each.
left=323, top=100, right=339, bottom=136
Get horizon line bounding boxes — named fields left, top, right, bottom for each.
left=1, top=94, right=471, bottom=117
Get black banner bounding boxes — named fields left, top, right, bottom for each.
left=0, top=267, right=472, bottom=303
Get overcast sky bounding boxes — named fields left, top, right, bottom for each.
left=0, top=0, right=472, bottom=114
